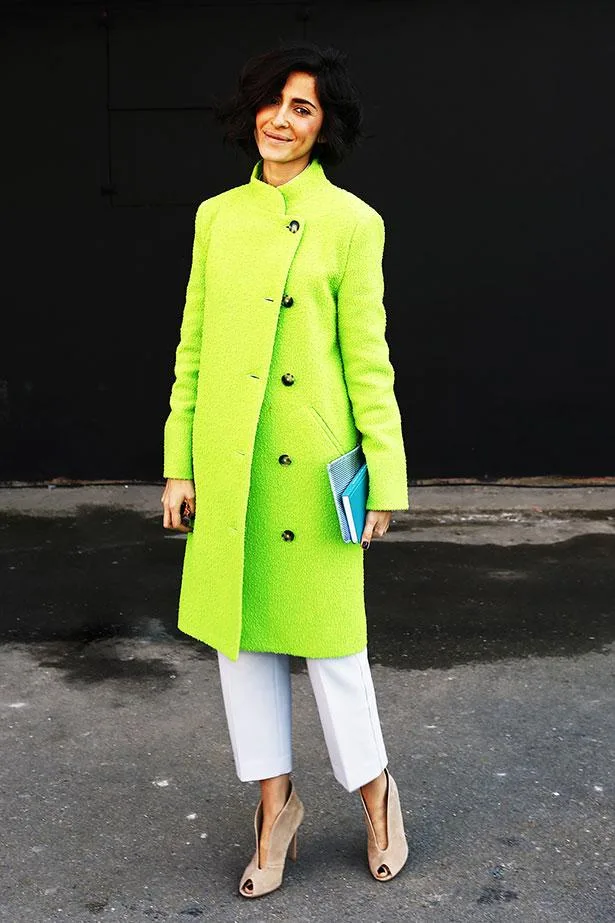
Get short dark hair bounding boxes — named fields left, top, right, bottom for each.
left=216, top=44, right=363, bottom=166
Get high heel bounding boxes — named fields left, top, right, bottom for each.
left=360, top=769, right=408, bottom=881
left=239, top=781, right=304, bottom=898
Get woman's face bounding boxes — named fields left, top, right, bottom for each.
left=254, top=71, right=324, bottom=170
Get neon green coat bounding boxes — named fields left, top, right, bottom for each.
left=163, top=158, right=408, bottom=660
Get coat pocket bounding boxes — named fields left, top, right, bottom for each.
left=308, top=406, right=345, bottom=454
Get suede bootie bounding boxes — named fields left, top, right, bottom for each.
left=360, top=769, right=408, bottom=881
left=239, top=781, right=304, bottom=898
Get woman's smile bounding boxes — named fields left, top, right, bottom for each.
left=263, top=131, right=293, bottom=143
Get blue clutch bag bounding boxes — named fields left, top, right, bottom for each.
left=327, top=444, right=368, bottom=543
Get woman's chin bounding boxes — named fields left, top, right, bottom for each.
left=258, top=148, right=294, bottom=164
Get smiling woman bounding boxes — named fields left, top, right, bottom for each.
left=161, top=43, right=409, bottom=898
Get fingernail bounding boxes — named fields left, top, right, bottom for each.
left=362, top=540, right=369, bottom=549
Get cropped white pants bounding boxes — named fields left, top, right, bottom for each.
left=217, top=647, right=388, bottom=792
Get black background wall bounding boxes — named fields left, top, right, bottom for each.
left=1, top=0, right=613, bottom=481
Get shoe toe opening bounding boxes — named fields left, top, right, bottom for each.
left=377, top=864, right=391, bottom=879
left=241, top=879, right=254, bottom=894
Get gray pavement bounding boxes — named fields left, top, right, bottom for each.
left=1, top=486, right=614, bottom=922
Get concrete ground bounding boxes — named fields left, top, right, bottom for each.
left=1, top=485, right=614, bottom=922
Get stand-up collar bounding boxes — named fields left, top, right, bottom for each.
left=248, top=157, right=329, bottom=213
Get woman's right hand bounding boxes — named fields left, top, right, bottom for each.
left=161, top=478, right=196, bottom=532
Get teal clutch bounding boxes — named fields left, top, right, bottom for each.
left=327, top=444, right=368, bottom=543
left=342, top=463, right=369, bottom=543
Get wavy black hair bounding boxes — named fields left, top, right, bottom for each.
left=216, top=44, right=363, bottom=167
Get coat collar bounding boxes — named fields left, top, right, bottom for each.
left=248, top=157, right=329, bottom=214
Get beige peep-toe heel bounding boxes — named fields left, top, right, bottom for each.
left=239, top=781, right=304, bottom=898
left=360, top=768, right=408, bottom=881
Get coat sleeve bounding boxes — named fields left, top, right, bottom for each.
left=337, top=210, right=409, bottom=511
left=163, top=202, right=209, bottom=480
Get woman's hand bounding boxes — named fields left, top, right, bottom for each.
left=360, top=510, right=392, bottom=549
left=161, top=478, right=196, bottom=533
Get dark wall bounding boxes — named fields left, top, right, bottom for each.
left=1, top=1, right=614, bottom=481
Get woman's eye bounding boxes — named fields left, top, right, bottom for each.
left=295, top=107, right=310, bottom=116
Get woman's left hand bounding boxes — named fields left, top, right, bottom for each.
left=360, top=510, right=392, bottom=549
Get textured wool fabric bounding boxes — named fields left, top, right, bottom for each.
left=164, top=158, right=408, bottom=661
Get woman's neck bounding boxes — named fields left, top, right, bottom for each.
left=261, top=156, right=310, bottom=188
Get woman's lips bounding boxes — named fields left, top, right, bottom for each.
left=264, top=132, right=292, bottom=142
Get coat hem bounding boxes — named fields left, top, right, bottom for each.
left=236, top=637, right=369, bottom=660
left=177, top=624, right=368, bottom=661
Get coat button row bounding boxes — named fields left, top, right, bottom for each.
left=287, top=220, right=300, bottom=233
left=278, top=454, right=292, bottom=465
left=281, top=530, right=295, bottom=541
left=281, top=294, right=294, bottom=308
left=281, top=373, right=295, bottom=386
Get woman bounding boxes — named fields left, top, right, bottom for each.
left=162, top=44, right=409, bottom=898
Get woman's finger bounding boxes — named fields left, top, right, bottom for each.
left=361, top=511, right=377, bottom=549
left=361, top=511, right=392, bottom=547
left=171, top=500, right=185, bottom=530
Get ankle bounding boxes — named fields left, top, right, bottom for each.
left=261, top=774, right=292, bottom=823
left=360, top=770, right=388, bottom=803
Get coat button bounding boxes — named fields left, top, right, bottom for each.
left=281, top=295, right=294, bottom=308
left=281, top=529, right=295, bottom=541
left=278, top=454, right=292, bottom=465
left=287, top=220, right=300, bottom=233
left=281, top=373, right=295, bottom=386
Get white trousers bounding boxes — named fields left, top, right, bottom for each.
left=217, top=647, right=388, bottom=792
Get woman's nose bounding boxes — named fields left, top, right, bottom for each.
left=271, top=107, right=290, bottom=128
